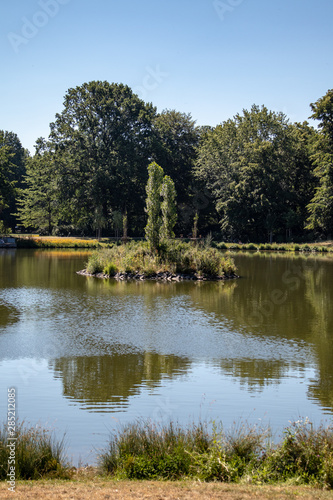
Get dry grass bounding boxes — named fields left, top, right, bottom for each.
left=1, top=477, right=333, bottom=500
left=16, top=236, right=103, bottom=248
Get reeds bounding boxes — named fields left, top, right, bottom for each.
left=1, top=418, right=333, bottom=486
left=98, top=418, right=333, bottom=487
left=0, top=422, right=70, bottom=480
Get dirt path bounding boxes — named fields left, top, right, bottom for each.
left=1, top=480, right=333, bottom=500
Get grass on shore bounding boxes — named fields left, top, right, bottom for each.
left=85, top=240, right=237, bottom=278
left=214, top=241, right=333, bottom=253
left=1, top=419, right=333, bottom=489
left=98, top=418, right=333, bottom=487
left=16, top=236, right=105, bottom=249
left=10, top=234, right=333, bottom=253
left=0, top=422, right=69, bottom=480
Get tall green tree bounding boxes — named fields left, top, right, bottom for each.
left=16, top=138, right=58, bottom=234
left=284, top=122, right=317, bottom=239
left=152, top=110, right=199, bottom=233
left=0, top=145, right=16, bottom=218
left=49, top=81, right=157, bottom=234
left=306, top=89, right=333, bottom=236
left=144, top=162, right=164, bottom=250
left=152, top=110, right=199, bottom=198
left=0, top=130, right=27, bottom=229
left=160, top=175, right=177, bottom=240
left=195, top=105, right=315, bottom=241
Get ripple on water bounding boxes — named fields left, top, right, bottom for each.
left=0, top=287, right=314, bottom=368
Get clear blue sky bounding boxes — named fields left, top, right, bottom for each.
left=1, top=0, right=332, bottom=154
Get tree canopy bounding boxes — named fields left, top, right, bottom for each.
left=195, top=105, right=317, bottom=241
left=0, top=130, right=27, bottom=229
left=306, top=89, right=333, bottom=236
left=8, top=83, right=333, bottom=242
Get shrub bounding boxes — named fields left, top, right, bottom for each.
left=86, top=252, right=103, bottom=274
left=255, top=419, right=333, bottom=487
left=103, top=262, right=118, bottom=276
left=99, top=420, right=210, bottom=480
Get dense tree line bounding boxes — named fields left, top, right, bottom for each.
left=1, top=82, right=333, bottom=242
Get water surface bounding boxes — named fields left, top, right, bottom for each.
left=0, top=249, right=332, bottom=464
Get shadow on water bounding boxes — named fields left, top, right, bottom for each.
left=49, top=351, right=190, bottom=412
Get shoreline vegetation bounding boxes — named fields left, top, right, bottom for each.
left=1, top=419, right=333, bottom=490
left=79, top=240, right=238, bottom=281
left=10, top=235, right=333, bottom=253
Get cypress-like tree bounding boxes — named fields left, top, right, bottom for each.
left=160, top=175, right=177, bottom=240
left=144, top=162, right=164, bottom=250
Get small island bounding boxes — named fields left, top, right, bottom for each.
left=78, top=162, right=238, bottom=282
left=78, top=239, right=238, bottom=281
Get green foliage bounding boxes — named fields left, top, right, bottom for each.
left=0, top=130, right=27, bottom=229
left=51, top=81, right=156, bottom=234
left=306, top=89, right=333, bottom=236
left=103, top=262, right=118, bottom=276
left=0, top=422, right=69, bottom=480
left=192, top=211, right=199, bottom=239
left=98, top=418, right=333, bottom=487
left=0, top=221, right=11, bottom=235
left=160, top=175, right=177, bottom=240
left=16, top=139, right=58, bottom=234
left=86, top=252, right=104, bottom=274
left=0, top=140, right=17, bottom=216
left=254, top=419, right=333, bottom=487
left=144, top=162, right=164, bottom=250
left=195, top=106, right=317, bottom=242
left=99, top=420, right=210, bottom=479
left=152, top=110, right=199, bottom=201
left=86, top=240, right=237, bottom=278
left=8, top=86, right=333, bottom=242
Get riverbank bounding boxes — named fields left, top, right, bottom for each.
left=2, top=419, right=333, bottom=489
left=1, top=477, right=333, bottom=500
left=15, top=235, right=106, bottom=248
left=77, top=268, right=239, bottom=281
left=11, top=235, right=333, bottom=253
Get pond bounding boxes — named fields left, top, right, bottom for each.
left=0, top=248, right=332, bottom=465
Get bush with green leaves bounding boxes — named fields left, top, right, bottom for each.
left=255, top=419, right=333, bottom=486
